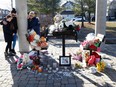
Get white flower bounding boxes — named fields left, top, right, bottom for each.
left=29, top=29, right=36, bottom=35
left=30, top=41, right=37, bottom=46
left=34, top=35, right=40, bottom=41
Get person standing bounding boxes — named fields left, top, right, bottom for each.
left=28, top=11, right=40, bottom=35
left=0, top=15, right=13, bottom=57
left=10, top=8, right=18, bottom=54
left=27, top=11, right=41, bottom=56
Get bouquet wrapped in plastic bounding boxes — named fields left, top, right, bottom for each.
left=26, top=29, right=48, bottom=50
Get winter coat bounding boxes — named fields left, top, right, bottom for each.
left=0, top=19, right=13, bottom=42
left=28, top=17, right=40, bottom=35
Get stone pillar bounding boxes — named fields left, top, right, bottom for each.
left=15, top=0, right=29, bottom=52
left=95, top=0, right=107, bottom=36
left=11, top=0, right=13, bottom=8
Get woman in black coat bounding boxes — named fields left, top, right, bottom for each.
left=0, top=15, right=13, bottom=56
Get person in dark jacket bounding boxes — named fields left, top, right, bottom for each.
left=0, top=15, right=13, bottom=56
left=28, top=11, right=40, bottom=35
left=10, top=8, right=18, bottom=54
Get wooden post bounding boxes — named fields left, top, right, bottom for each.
left=62, top=34, right=65, bottom=56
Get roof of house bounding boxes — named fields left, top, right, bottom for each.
left=109, top=0, right=116, bottom=9
left=61, top=1, right=74, bottom=7
left=60, top=10, right=75, bottom=15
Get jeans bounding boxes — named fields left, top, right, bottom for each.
left=12, top=34, right=17, bottom=49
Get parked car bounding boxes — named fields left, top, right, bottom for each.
left=71, top=16, right=86, bottom=22
left=108, top=16, right=116, bottom=21
left=0, top=16, right=2, bottom=20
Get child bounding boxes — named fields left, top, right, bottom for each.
left=0, top=15, right=13, bottom=57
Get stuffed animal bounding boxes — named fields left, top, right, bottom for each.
left=49, top=13, right=77, bottom=34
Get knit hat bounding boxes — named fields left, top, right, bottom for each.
left=11, top=8, right=16, bottom=13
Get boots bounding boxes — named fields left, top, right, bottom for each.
left=11, top=49, right=16, bottom=54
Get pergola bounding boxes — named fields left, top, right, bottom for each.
left=15, top=0, right=107, bottom=52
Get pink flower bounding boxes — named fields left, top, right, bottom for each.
left=81, top=40, right=89, bottom=47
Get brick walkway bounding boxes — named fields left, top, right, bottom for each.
left=0, top=31, right=116, bottom=87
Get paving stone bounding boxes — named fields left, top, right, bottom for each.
left=95, top=81, right=107, bottom=87
left=104, top=80, right=115, bottom=84
left=61, top=85, right=65, bottom=87
left=54, top=86, right=61, bottom=87
left=3, top=79, right=9, bottom=83
left=37, top=77, right=46, bottom=81
left=12, top=84, right=18, bottom=87
left=26, top=84, right=35, bottom=87
left=62, top=77, right=68, bottom=80
left=0, top=82, right=2, bottom=85
left=8, top=80, right=14, bottom=85
left=68, top=79, right=76, bottom=84
left=40, top=77, right=47, bottom=81
left=106, top=83, right=116, bottom=87
left=20, top=76, right=27, bottom=80
left=47, top=80, right=54, bottom=84
left=37, top=85, right=46, bottom=87
left=28, top=74, right=35, bottom=78
left=17, top=83, right=27, bottom=87
left=61, top=80, right=68, bottom=85
left=13, top=76, right=20, bottom=81
left=81, top=78, right=92, bottom=84
left=65, top=84, right=77, bottom=87
left=0, top=83, right=8, bottom=87
left=39, top=81, right=46, bottom=85
left=28, top=80, right=38, bottom=84
left=54, top=83, right=61, bottom=86
left=6, top=84, right=13, bottom=87
left=83, top=83, right=97, bottom=87
left=0, top=77, right=6, bottom=82
left=19, top=80, right=28, bottom=84
left=75, top=78, right=83, bottom=82
left=76, top=83, right=84, bottom=87
left=28, top=78, right=37, bottom=81
left=102, top=76, right=111, bottom=81
left=54, top=79, right=61, bottom=83
left=46, top=84, right=54, bottom=87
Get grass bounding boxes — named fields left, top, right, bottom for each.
left=75, top=22, right=116, bottom=36
left=80, top=22, right=116, bottom=31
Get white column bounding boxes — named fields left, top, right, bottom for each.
left=15, top=0, right=29, bottom=52
left=95, top=0, right=107, bottom=36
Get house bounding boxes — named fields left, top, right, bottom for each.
left=61, top=1, right=74, bottom=10
left=60, top=1, right=75, bottom=20
left=108, top=0, right=116, bottom=20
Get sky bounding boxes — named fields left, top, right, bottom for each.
left=0, top=0, right=68, bottom=10
left=0, top=0, right=113, bottom=10
left=0, top=0, right=15, bottom=10
left=0, top=0, right=70, bottom=10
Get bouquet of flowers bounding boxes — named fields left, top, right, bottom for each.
left=26, top=29, right=48, bottom=50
